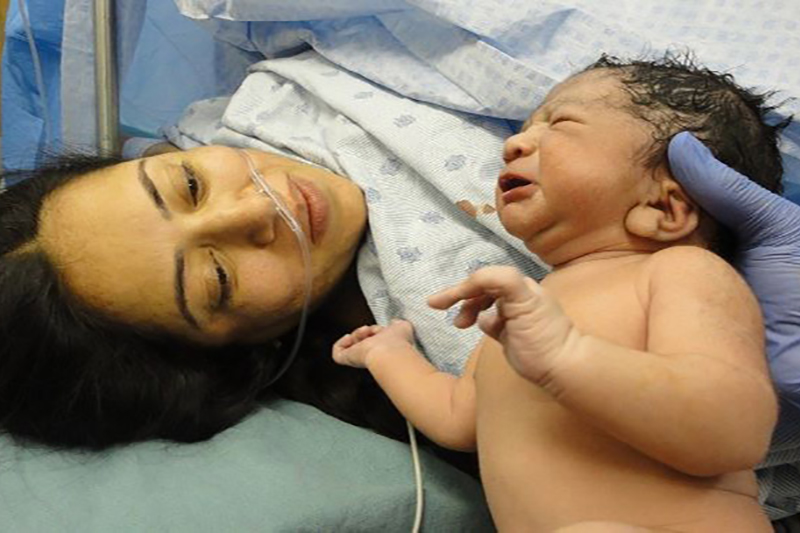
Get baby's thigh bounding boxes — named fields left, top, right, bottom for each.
left=553, top=522, right=664, bottom=533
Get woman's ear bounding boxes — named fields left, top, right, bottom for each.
left=625, top=166, right=700, bottom=242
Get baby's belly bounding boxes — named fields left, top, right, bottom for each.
left=476, top=374, right=764, bottom=532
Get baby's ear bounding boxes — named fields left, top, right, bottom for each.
left=624, top=165, right=700, bottom=242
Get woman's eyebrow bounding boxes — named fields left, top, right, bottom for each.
left=137, top=160, right=172, bottom=220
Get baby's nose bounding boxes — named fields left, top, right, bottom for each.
left=503, top=133, right=536, bottom=163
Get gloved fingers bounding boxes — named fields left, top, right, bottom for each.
left=668, top=132, right=800, bottom=243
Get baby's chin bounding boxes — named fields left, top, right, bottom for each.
left=506, top=225, right=548, bottom=257
left=497, top=213, right=542, bottom=248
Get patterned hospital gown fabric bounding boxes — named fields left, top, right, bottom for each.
left=164, top=51, right=549, bottom=377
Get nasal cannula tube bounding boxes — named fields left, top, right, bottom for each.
left=241, top=151, right=424, bottom=530
left=239, top=150, right=313, bottom=386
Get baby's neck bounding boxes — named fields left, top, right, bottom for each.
left=549, top=249, right=656, bottom=273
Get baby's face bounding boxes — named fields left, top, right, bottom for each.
left=496, top=70, right=657, bottom=265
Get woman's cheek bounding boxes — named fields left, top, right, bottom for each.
left=243, top=259, right=308, bottom=318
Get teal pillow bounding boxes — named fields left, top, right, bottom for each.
left=0, top=399, right=494, bottom=531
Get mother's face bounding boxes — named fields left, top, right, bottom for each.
left=38, top=147, right=367, bottom=345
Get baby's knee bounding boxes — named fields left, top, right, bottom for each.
left=553, top=521, right=657, bottom=533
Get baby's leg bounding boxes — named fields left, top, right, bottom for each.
left=553, top=522, right=671, bottom=533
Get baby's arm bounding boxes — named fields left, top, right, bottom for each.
left=332, top=320, right=479, bottom=451
left=431, top=252, right=778, bottom=477
left=556, top=247, right=777, bottom=476
left=599, top=247, right=777, bottom=475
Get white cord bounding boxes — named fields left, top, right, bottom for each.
left=16, top=0, right=52, bottom=145
left=407, top=420, right=424, bottom=533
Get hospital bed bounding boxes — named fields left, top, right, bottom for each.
left=3, top=1, right=800, bottom=531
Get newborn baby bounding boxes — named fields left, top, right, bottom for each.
left=333, top=54, right=784, bottom=532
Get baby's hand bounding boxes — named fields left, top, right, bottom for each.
left=332, top=320, right=416, bottom=369
left=429, top=266, right=579, bottom=385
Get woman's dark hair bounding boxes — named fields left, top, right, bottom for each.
left=0, top=154, right=405, bottom=450
left=584, top=53, right=793, bottom=259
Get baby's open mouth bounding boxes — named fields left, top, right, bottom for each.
left=498, top=173, right=538, bottom=204
left=498, top=174, right=534, bottom=192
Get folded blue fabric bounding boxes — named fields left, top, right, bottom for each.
left=171, top=0, right=800, bottom=202
left=1, top=0, right=65, bottom=170
left=0, top=400, right=494, bottom=531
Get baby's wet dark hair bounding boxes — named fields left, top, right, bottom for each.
left=584, top=53, right=792, bottom=258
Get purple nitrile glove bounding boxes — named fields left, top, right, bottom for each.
left=669, top=132, right=800, bottom=410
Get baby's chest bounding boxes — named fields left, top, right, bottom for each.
left=545, top=270, right=649, bottom=351
left=474, top=268, right=651, bottom=403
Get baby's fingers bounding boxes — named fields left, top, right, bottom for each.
left=331, top=337, right=352, bottom=366
left=332, top=344, right=361, bottom=367
left=429, top=274, right=498, bottom=310
left=453, top=294, right=496, bottom=328
left=429, top=266, right=536, bottom=310
left=351, top=324, right=383, bottom=342
left=477, top=312, right=504, bottom=340
left=333, top=331, right=376, bottom=368
left=332, top=325, right=382, bottom=357
left=334, top=334, right=357, bottom=351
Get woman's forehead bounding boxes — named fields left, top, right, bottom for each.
left=36, top=157, right=175, bottom=277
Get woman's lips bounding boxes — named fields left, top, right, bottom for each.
left=291, top=177, right=330, bottom=245
left=285, top=179, right=313, bottom=242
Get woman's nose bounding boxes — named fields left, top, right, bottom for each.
left=503, top=132, right=537, bottom=163
left=198, top=192, right=278, bottom=246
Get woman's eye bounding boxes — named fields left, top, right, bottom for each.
left=182, top=163, right=201, bottom=205
left=211, top=253, right=231, bottom=310
left=551, top=116, right=572, bottom=125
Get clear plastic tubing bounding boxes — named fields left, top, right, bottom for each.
left=239, top=150, right=313, bottom=385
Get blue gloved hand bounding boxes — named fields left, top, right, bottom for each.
left=668, top=132, right=800, bottom=410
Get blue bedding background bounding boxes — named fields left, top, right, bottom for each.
left=1, top=0, right=254, bottom=174
left=1, top=0, right=64, bottom=176
left=4, top=0, right=800, bottom=202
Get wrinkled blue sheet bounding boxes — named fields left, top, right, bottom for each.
left=5, top=0, right=800, bottom=200
left=1, top=0, right=255, bottom=170
left=171, top=0, right=800, bottom=201
left=1, top=0, right=64, bottom=174
left=59, top=0, right=256, bottom=157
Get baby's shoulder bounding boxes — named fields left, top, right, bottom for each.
left=643, top=245, right=736, bottom=276
left=640, top=245, right=753, bottom=301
